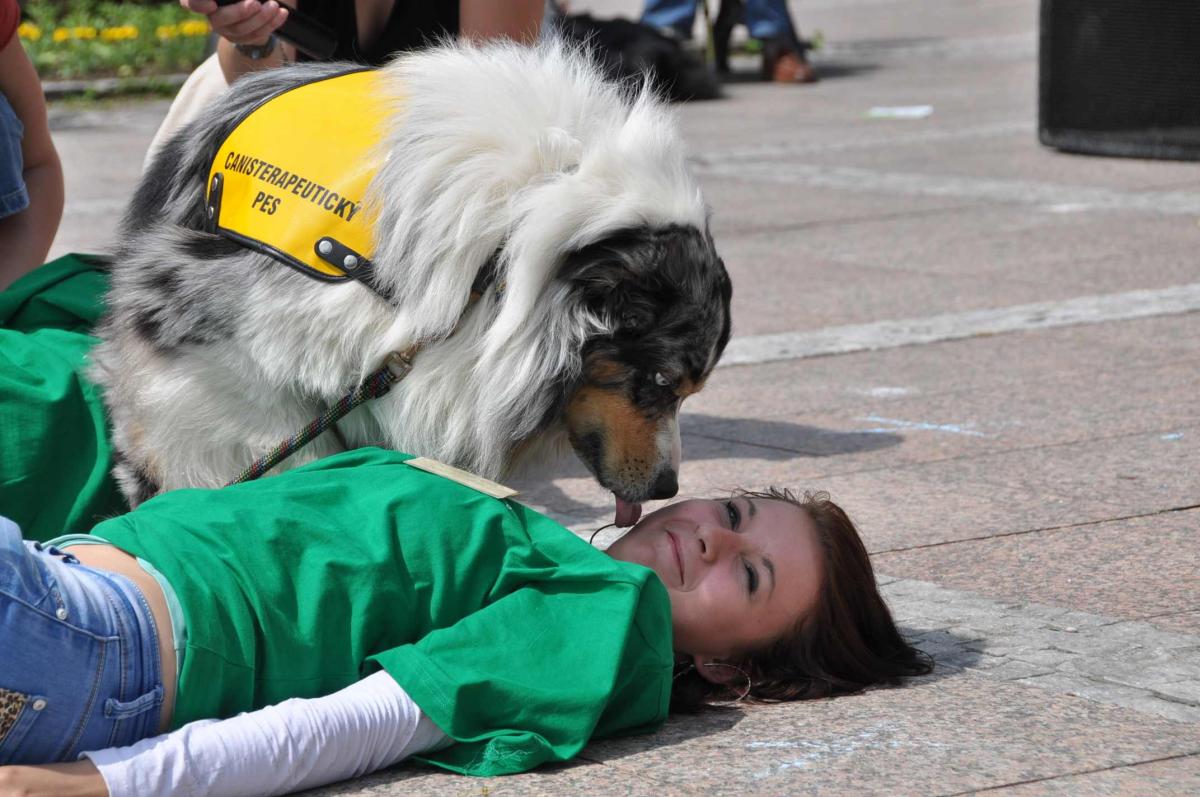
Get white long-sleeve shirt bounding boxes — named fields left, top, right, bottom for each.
left=84, top=672, right=449, bottom=797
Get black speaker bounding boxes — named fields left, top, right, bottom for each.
left=1039, top=0, right=1200, bottom=160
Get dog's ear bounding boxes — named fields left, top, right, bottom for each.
left=574, top=266, right=658, bottom=335
left=560, top=225, right=723, bottom=332
left=559, top=229, right=663, bottom=332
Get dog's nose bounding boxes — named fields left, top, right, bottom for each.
left=650, top=468, right=679, bottom=499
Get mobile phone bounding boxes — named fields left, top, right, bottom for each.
left=214, top=0, right=337, bottom=60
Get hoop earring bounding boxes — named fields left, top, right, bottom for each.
left=589, top=523, right=617, bottom=546
left=703, top=662, right=753, bottom=702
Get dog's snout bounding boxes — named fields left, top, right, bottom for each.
left=650, top=468, right=679, bottom=500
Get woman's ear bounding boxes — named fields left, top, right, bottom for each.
left=691, top=655, right=742, bottom=685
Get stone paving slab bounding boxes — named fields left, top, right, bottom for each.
left=825, top=430, right=1198, bottom=552
left=876, top=512, right=1200, bottom=623
left=681, top=359, right=1199, bottom=468
left=800, top=0, right=1035, bottom=42
left=795, top=458, right=1126, bottom=552
left=1155, top=612, right=1200, bottom=637
left=700, top=175, right=977, bottom=239
left=878, top=576, right=1200, bottom=724
left=795, top=121, right=1200, bottom=192
left=732, top=203, right=1200, bottom=284
left=47, top=100, right=167, bottom=261
left=975, top=754, right=1200, bottom=797
left=304, top=760, right=687, bottom=797
left=684, top=314, right=1200, bottom=423
left=953, top=428, right=1199, bottom=519
left=716, top=234, right=1046, bottom=336
left=699, top=157, right=1200, bottom=218
left=1022, top=248, right=1200, bottom=298
left=573, top=672, right=1200, bottom=796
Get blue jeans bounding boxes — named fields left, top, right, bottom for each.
left=0, top=516, right=163, bottom=764
left=641, top=0, right=796, bottom=41
left=0, top=93, right=29, bottom=219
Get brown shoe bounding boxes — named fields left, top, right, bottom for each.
left=764, top=48, right=817, bottom=83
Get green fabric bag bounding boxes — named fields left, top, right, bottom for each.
left=0, top=254, right=126, bottom=540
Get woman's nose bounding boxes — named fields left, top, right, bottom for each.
left=697, top=524, right=740, bottom=563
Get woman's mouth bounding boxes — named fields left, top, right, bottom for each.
left=666, top=529, right=684, bottom=585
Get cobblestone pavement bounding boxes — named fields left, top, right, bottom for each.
left=48, top=0, right=1199, bottom=793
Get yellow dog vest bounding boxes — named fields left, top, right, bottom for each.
left=205, top=69, right=390, bottom=289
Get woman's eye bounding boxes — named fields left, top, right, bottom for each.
left=726, top=500, right=741, bottom=529
left=744, top=561, right=759, bottom=595
left=654, top=372, right=670, bottom=387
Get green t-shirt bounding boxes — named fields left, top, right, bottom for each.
left=0, top=254, right=126, bottom=540
left=92, top=447, right=674, bottom=777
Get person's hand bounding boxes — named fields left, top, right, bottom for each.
left=0, top=760, right=108, bottom=797
left=179, top=0, right=288, bottom=46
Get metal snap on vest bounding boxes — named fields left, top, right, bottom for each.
left=56, top=607, right=68, bottom=620
left=318, top=239, right=333, bottom=255
left=32, top=698, right=47, bottom=711
left=343, top=254, right=358, bottom=269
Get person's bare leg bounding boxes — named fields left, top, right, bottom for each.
left=460, top=0, right=544, bottom=44
left=0, top=36, right=63, bottom=290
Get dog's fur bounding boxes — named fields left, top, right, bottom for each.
left=92, top=41, right=731, bottom=509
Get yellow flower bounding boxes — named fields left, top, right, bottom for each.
left=17, top=22, right=42, bottom=41
left=156, top=24, right=179, bottom=39
left=52, top=27, right=70, bottom=43
left=100, top=25, right=138, bottom=42
left=73, top=26, right=98, bottom=40
left=180, top=20, right=210, bottom=37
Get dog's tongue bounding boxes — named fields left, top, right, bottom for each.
left=614, top=497, right=643, bottom=528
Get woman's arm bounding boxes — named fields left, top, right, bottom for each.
left=0, top=33, right=63, bottom=290
left=88, top=671, right=447, bottom=797
left=0, top=672, right=447, bottom=797
left=0, top=760, right=106, bottom=797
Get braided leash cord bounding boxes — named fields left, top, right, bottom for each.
left=227, top=350, right=413, bottom=485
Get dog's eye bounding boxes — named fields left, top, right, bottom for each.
left=654, top=372, right=671, bottom=388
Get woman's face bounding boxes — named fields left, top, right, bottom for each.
left=607, top=496, right=823, bottom=663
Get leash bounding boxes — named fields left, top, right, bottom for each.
left=227, top=347, right=416, bottom=485
left=225, top=261, right=502, bottom=486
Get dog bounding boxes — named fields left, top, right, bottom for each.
left=92, top=41, right=731, bottom=525
left=551, top=12, right=721, bottom=102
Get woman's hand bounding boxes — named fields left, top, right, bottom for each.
left=184, top=0, right=294, bottom=82
left=0, top=760, right=108, bottom=797
left=180, top=0, right=288, bottom=46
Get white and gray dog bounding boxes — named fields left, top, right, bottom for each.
left=92, top=41, right=731, bottom=524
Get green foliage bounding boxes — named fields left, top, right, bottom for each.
left=18, top=1, right=210, bottom=80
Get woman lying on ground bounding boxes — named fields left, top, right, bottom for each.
left=0, top=447, right=930, bottom=797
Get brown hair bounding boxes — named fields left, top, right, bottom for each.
left=670, top=488, right=931, bottom=712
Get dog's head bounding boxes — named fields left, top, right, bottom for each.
left=557, top=224, right=731, bottom=521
